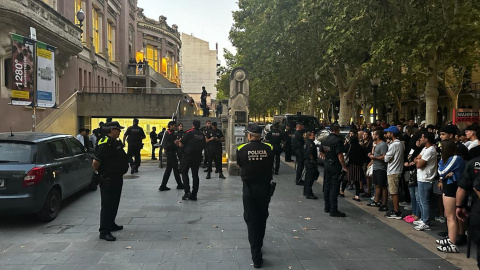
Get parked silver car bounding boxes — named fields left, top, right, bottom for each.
left=0, top=132, right=96, bottom=221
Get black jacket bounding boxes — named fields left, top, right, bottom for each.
left=237, top=140, right=274, bottom=182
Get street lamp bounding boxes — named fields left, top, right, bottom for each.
left=278, top=101, right=283, bottom=115
left=370, top=78, right=381, bottom=123
left=76, top=9, right=85, bottom=38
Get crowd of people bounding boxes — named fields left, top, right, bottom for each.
left=312, top=119, right=478, bottom=255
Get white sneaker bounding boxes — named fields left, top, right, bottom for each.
left=435, top=216, right=446, bottom=223
left=404, top=206, right=412, bottom=210
left=414, top=223, right=431, bottom=231
left=413, top=220, right=424, bottom=226
left=399, top=202, right=410, bottom=207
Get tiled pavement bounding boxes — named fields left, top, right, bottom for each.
left=0, top=159, right=472, bottom=270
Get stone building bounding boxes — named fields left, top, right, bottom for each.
left=180, top=33, right=219, bottom=105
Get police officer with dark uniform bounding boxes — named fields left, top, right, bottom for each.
left=201, top=120, right=212, bottom=168
left=265, top=122, right=284, bottom=175
left=292, top=122, right=306, bottom=185
left=456, top=146, right=480, bottom=267
left=179, top=120, right=206, bottom=201
left=304, top=131, right=319, bottom=199
left=159, top=121, right=184, bottom=191
left=284, top=124, right=294, bottom=162
left=205, top=122, right=226, bottom=179
left=319, top=124, right=347, bottom=217
left=176, top=123, right=185, bottom=163
left=237, top=124, right=274, bottom=268
left=92, top=121, right=129, bottom=241
left=123, top=118, right=146, bottom=174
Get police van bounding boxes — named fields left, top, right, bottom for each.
left=273, top=113, right=322, bottom=132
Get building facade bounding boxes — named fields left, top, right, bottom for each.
left=180, top=33, right=218, bottom=104
left=0, top=0, right=186, bottom=134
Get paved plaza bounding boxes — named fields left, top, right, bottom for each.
left=0, top=160, right=476, bottom=270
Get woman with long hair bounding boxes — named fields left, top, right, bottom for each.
left=403, top=133, right=423, bottom=223
left=361, top=131, right=373, bottom=197
left=436, top=139, right=465, bottom=253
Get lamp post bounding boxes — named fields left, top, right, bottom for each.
left=278, top=100, right=283, bottom=115
left=370, top=78, right=381, bottom=123
left=76, top=9, right=85, bottom=38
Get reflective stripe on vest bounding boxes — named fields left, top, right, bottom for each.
left=263, top=142, right=273, bottom=150
left=98, top=137, right=108, bottom=145
left=237, top=143, right=249, bottom=151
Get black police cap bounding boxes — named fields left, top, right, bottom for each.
left=245, top=124, right=262, bottom=134
left=104, top=121, right=125, bottom=130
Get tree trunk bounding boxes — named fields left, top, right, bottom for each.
left=363, top=103, right=371, bottom=124
left=425, top=50, right=439, bottom=125
left=309, top=81, right=318, bottom=116
left=339, top=90, right=355, bottom=125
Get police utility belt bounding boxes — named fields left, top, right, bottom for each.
left=243, top=180, right=276, bottom=197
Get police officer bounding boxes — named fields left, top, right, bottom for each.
left=201, top=120, right=212, bottom=168
left=304, top=131, right=319, bottom=199
left=284, top=124, right=294, bottom=162
left=123, top=118, right=146, bottom=174
left=292, top=122, right=306, bottom=185
left=92, top=121, right=129, bottom=241
left=456, top=146, right=480, bottom=266
left=237, top=124, right=274, bottom=268
left=150, top=127, right=158, bottom=160
left=159, top=121, right=184, bottom=191
left=179, top=120, right=206, bottom=201
left=266, top=122, right=284, bottom=175
left=205, top=122, right=226, bottom=179
left=319, top=124, right=347, bottom=217
left=176, top=123, right=185, bottom=163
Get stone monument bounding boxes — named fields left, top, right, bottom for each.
left=226, top=67, right=249, bottom=175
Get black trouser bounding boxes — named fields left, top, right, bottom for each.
left=304, top=163, right=319, bottom=196
left=284, top=143, right=292, bottom=161
left=295, top=149, right=304, bottom=183
left=203, top=146, right=209, bottom=167
left=127, top=146, right=141, bottom=169
left=207, top=146, right=222, bottom=173
left=161, top=151, right=183, bottom=187
left=99, top=175, right=123, bottom=234
left=181, top=153, right=202, bottom=195
left=151, top=145, right=157, bottom=159
left=323, top=164, right=342, bottom=212
left=243, top=181, right=271, bottom=264
left=272, top=147, right=281, bottom=173
left=177, top=148, right=183, bottom=165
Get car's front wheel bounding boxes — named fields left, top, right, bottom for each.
left=36, top=188, right=61, bottom=222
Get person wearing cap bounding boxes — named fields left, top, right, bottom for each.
left=284, top=124, right=294, bottom=162
left=179, top=120, right=206, bottom=201
left=205, top=122, right=226, bottom=179
left=456, top=146, right=480, bottom=266
left=265, top=122, right=284, bottom=175
left=123, top=118, right=146, bottom=174
left=236, top=124, right=274, bottom=268
left=319, top=124, right=347, bottom=217
left=92, top=121, right=129, bottom=241
left=292, top=122, right=306, bottom=185
left=465, top=124, right=479, bottom=151
left=383, top=126, right=405, bottom=220
left=159, top=121, right=184, bottom=191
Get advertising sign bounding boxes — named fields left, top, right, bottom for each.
left=453, top=109, right=480, bottom=124
left=11, top=34, right=35, bottom=106
left=36, top=41, right=56, bottom=108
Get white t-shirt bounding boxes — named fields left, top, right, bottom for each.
left=76, top=134, right=85, bottom=146
left=417, top=146, right=437, bottom=182
left=468, top=139, right=478, bottom=150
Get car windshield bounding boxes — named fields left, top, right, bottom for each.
left=0, top=142, right=35, bottom=163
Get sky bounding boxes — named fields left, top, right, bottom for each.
left=137, top=0, right=238, bottom=66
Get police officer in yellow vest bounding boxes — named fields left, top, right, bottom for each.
left=237, top=124, right=274, bottom=268
left=92, top=121, right=129, bottom=241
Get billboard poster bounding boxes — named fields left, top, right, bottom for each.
left=36, top=41, right=56, bottom=108
left=11, top=33, right=35, bottom=106
left=453, top=109, right=480, bottom=125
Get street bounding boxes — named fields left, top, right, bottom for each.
left=0, top=160, right=471, bottom=270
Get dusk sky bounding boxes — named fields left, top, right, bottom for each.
left=137, top=0, right=238, bottom=65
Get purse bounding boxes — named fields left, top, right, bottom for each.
left=408, top=168, right=418, bottom=187
left=366, top=164, right=373, bottom=177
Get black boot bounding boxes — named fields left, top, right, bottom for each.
left=206, top=172, right=211, bottom=179
left=219, top=173, right=226, bottom=179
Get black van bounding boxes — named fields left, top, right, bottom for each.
left=273, top=113, right=322, bottom=132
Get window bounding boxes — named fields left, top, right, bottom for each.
left=65, top=138, right=85, bottom=156
left=79, top=68, right=83, bottom=91
left=0, top=142, right=35, bottom=163
left=166, top=52, right=173, bottom=80
left=92, top=8, right=101, bottom=53
left=48, top=140, right=69, bottom=159
left=146, top=45, right=159, bottom=72
left=107, top=22, right=115, bottom=61
left=4, top=58, right=12, bottom=88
